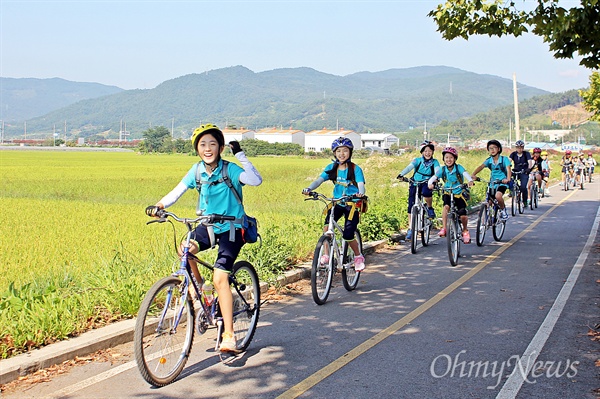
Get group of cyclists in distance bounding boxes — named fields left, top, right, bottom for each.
left=145, top=125, right=596, bottom=353
left=560, top=149, right=597, bottom=190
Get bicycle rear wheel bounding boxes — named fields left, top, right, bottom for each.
left=410, top=206, right=419, bottom=254
left=476, top=206, right=487, bottom=247
left=311, top=235, right=334, bottom=305
left=492, top=207, right=506, bottom=241
left=342, top=230, right=362, bottom=291
left=134, top=276, right=195, bottom=387
left=447, top=214, right=460, bottom=266
left=228, top=261, right=260, bottom=352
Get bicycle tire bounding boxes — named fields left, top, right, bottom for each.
left=492, top=207, right=506, bottom=241
left=580, top=177, right=584, bottom=190
left=311, top=235, right=334, bottom=305
left=134, top=276, right=195, bottom=387
left=529, top=186, right=534, bottom=210
left=421, top=214, right=431, bottom=247
left=447, top=213, right=459, bottom=266
left=511, top=190, right=516, bottom=216
left=410, top=206, right=419, bottom=254
left=533, top=186, right=539, bottom=208
left=541, top=181, right=546, bottom=198
left=517, top=187, right=524, bottom=214
left=229, top=261, right=260, bottom=352
left=476, top=205, right=487, bottom=247
left=342, top=230, right=362, bottom=291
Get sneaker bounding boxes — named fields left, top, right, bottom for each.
left=527, top=199, right=531, bottom=207
left=545, top=189, right=550, bottom=196
left=438, top=228, right=446, bottom=237
left=462, top=231, right=471, bottom=244
left=319, top=254, right=330, bottom=265
left=354, top=255, right=365, bottom=272
left=219, top=331, right=239, bottom=353
left=405, top=229, right=413, bottom=240
left=427, top=207, right=436, bottom=219
left=500, top=209, right=509, bottom=221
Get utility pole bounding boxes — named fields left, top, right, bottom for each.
left=513, top=73, right=521, bottom=141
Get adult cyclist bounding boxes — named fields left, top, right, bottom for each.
left=509, top=140, right=533, bottom=206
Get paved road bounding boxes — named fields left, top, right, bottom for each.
left=4, top=182, right=599, bottom=399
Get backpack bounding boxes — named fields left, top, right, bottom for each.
left=441, top=164, right=470, bottom=201
left=326, top=162, right=357, bottom=187
left=414, top=158, right=436, bottom=180
left=195, top=160, right=260, bottom=244
left=486, top=155, right=509, bottom=177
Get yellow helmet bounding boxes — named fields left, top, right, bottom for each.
left=190, top=124, right=224, bottom=153
left=541, top=151, right=548, bottom=156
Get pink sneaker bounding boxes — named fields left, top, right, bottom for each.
left=354, top=255, right=365, bottom=272
left=462, top=231, right=471, bottom=244
left=438, top=228, right=447, bottom=237
left=319, top=254, right=330, bottom=265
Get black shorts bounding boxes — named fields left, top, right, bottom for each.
left=442, top=194, right=467, bottom=216
left=324, top=204, right=360, bottom=241
left=191, top=225, right=244, bottom=273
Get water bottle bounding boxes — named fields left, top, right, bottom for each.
left=202, top=283, right=214, bottom=306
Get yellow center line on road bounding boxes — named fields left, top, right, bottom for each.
left=277, top=191, right=577, bottom=399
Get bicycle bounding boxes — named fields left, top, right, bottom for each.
left=134, top=210, right=260, bottom=387
left=529, top=172, right=540, bottom=210
left=305, top=192, right=364, bottom=305
left=510, top=170, right=526, bottom=216
left=400, top=176, right=433, bottom=254
left=434, top=183, right=468, bottom=267
left=475, top=178, right=507, bottom=246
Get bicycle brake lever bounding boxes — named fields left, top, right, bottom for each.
left=146, top=218, right=166, bottom=225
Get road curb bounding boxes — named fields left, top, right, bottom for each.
left=0, top=239, right=387, bottom=385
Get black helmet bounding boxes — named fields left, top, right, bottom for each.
left=487, top=139, right=503, bottom=154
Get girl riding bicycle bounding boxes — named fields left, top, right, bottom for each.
left=146, top=123, right=262, bottom=353
left=397, top=140, right=440, bottom=240
left=302, top=137, right=367, bottom=271
left=427, top=147, right=474, bottom=244
left=472, top=139, right=512, bottom=221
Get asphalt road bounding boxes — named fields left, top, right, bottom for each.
left=4, top=181, right=599, bottom=399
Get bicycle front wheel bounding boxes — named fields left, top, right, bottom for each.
left=134, top=276, right=195, bottom=387
left=492, top=207, right=506, bottom=241
left=447, top=214, right=460, bottom=266
left=511, top=190, right=516, bottom=216
left=421, top=215, right=431, bottom=247
left=517, top=188, right=524, bottom=214
left=229, top=261, right=260, bottom=352
left=410, top=206, right=419, bottom=254
left=476, top=206, right=487, bottom=247
left=529, top=186, right=534, bottom=210
left=342, top=230, right=362, bottom=291
left=311, top=235, right=334, bottom=305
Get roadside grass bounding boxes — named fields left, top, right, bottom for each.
left=0, top=149, right=563, bottom=358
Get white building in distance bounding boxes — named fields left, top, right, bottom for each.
left=222, top=128, right=255, bottom=142
left=305, top=129, right=361, bottom=153
left=255, top=128, right=305, bottom=145
left=360, top=133, right=399, bottom=150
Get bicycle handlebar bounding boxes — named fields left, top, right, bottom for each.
left=303, top=191, right=367, bottom=204
left=474, top=177, right=504, bottom=185
left=398, top=176, right=429, bottom=185
left=147, top=210, right=236, bottom=225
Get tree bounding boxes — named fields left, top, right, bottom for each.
left=142, top=126, right=171, bottom=152
left=580, top=72, right=600, bottom=121
left=428, top=1, right=600, bottom=69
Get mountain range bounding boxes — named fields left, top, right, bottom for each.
left=1, top=66, right=550, bottom=138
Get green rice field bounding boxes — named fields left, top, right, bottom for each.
left=0, top=149, right=562, bottom=358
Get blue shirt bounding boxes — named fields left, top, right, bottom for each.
left=483, top=155, right=511, bottom=183
left=181, top=159, right=245, bottom=234
left=401, top=157, right=440, bottom=182
left=435, top=164, right=466, bottom=195
left=320, top=163, right=365, bottom=198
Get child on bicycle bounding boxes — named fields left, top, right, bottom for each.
left=560, top=150, right=574, bottom=190
left=528, top=148, right=544, bottom=195
left=508, top=140, right=533, bottom=206
left=427, top=147, right=474, bottom=244
left=396, top=140, right=440, bottom=240
left=541, top=151, right=551, bottom=196
left=472, top=139, right=512, bottom=221
left=146, top=123, right=262, bottom=353
left=302, top=137, right=367, bottom=271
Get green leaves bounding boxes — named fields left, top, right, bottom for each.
left=580, top=72, right=600, bottom=121
left=429, top=0, right=600, bottom=69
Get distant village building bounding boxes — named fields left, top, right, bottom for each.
left=527, top=129, right=571, bottom=142
left=360, top=133, right=399, bottom=150
left=222, top=128, right=255, bottom=142
left=305, top=129, right=361, bottom=153
left=255, top=128, right=305, bottom=146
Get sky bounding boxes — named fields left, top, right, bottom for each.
left=0, top=0, right=591, bottom=93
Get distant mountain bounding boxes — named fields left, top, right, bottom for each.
left=3, top=66, right=549, bottom=138
left=0, top=77, right=123, bottom=122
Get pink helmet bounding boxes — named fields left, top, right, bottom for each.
left=442, top=146, right=458, bottom=160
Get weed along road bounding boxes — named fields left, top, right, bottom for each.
left=3, top=182, right=599, bottom=399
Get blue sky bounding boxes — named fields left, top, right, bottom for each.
left=1, top=0, right=591, bottom=93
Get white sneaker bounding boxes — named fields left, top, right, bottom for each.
left=500, top=209, right=509, bottom=221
